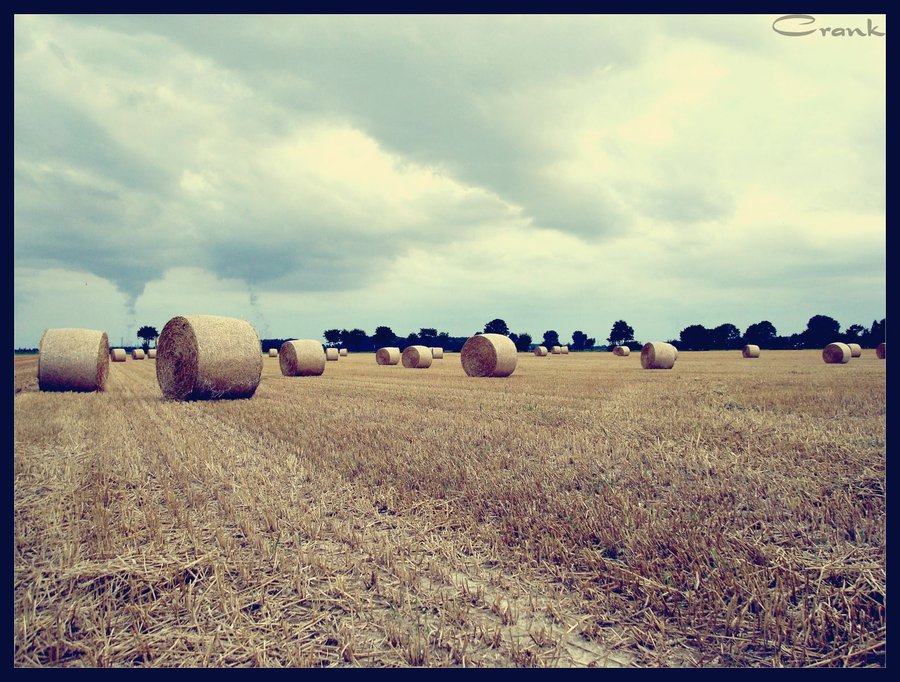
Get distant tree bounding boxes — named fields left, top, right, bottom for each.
left=323, top=329, right=342, bottom=346
left=372, top=326, right=396, bottom=349
left=339, top=328, right=370, bottom=352
left=512, top=332, right=532, bottom=352
left=607, top=320, right=635, bottom=347
left=743, top=321, right=777, bottom=347
left=419, top=328, right=438, bottom=344
left=436, top=331, right=450, bottom=345
left=483, top=318, right=510, bottom=336
left=844, top=324, right=866, bottom=341
left=137, top=325, right=158, bottom=351
left=584, top=337, right=596, bottom=350
left=542, top=330, right=560, bottom=349
left=571, top=330, right=588, bottom=351
left=862, top=318, right=885, bottom=347
left=711, top=323, right=742, bottom=350
left=679, top=324, right=710, bottom=351
left=801, top=315, right=841, bottom=348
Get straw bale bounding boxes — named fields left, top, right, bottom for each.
left=110, top=348, right=127, bottom=362
left=402, top=345, right=433, bottom=369
left=847, top=343, right=862, bottom=358
left=131, top=348, right=145, bottom=360
left=742, top=345, right=761, bottom=358
left=876, top=342, right=885, bottom=360
left=376, top=347, right=401, bottom=365
left=461, top=333, right=518, bottom=377
left=822, top=342, right=851, bottom=364
left=612, top=346, right=630, bottom=356
left=534, top=346, right=548, bottom=356
left=279, top=339, right=326, bottom=376
left=339, top=348, right=348, bottom=357
left=38, top=328, right=109, bottom=392
left=431, top=347, right=444, bottom=359
left=325, top=348, right=339, bottom=361
left=640, top=341, right=677, bottom=370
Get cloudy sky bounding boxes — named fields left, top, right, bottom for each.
left=14, top=14, right=885, bottom=348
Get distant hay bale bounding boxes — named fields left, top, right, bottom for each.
left=402, top=345, right=433, bottom=369
left=268, top=348, right=278, bottom=357
left=847, top=343, right=862, bottom=358
left=131, top=348, right=145, bottom=360
left=641, top=342, right=677, bottom=370
left=110, top=348, right=127, bottom=362
left=551, top=346, right=561, bottom=354
left=742, top=344, right=761, bottom=358
left=376, top=347, right=401, bottom=365
left=560, top=346, right=569, bottom=354
left=339, top=348, right=348, bottom=357
left=279, top=339, right=326, bottom=376
left=431, top=347, right=444, bottom=359
left=156, top=315, right=263, bottom=400
left=38, top=328, right=109, bottom=392
left=147, top=349, right=157, bottom=359
left=822, top=342, right=851, bottom=364
left=612, top=346, right=630, bottom=356
left=461, top=333, right=518, bottom=378
left=534, top=346, right=548, bottom=356
left=325, top=348, right=339, bottom=361
left=876, top=342, right=885, bottom=360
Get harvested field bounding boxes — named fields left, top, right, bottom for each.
left=13, top=351, right=885, bottom=668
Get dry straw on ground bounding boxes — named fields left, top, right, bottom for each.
left=279, top=340, right=326, bottom=377
left=877, top=342, right=886, bottom=359
left=131, top=349, right=145, bottom=360
left=823, top=342, right=851, bottom=364
left=325, top=348, right=339, bottom=362
left=147, top=349, right=157, bottom=359
left=534, top=346, right=548, bottom=357
left=742, top=345, right=761, bottom=358
left=461, top=333, right=518, bottom=378
left=110, top=349, right=127, bottom=363
left=269, top=348, right=278, bottom=358
left=339, top=349, right=348, bottom=357
left=38, top=328, right=109, bottom=392
left=431, top=348, right=444, bottom=360
left=641, top=342, right=677, bottom=370
left=551, top=346, right=561, bottom=354
left=402, top=345, right=433, bottom=369
left=847, top=343, right=862, bottom=358
left=612, top=346, right=630, bottom=357
left=155, top=315, right=263, bottom=401
left=376, top=347, right=401, bottom=366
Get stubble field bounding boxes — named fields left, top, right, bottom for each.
left=13, top=350, right=885, bottom=667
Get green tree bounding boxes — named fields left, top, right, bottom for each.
left=137, top=325, right=158, bottom=351
left=607, top=320, right=635, bottom=347
left=512, top=332, right=532, bottom=352
left=743, top=321, right=777, bottom=347
left=542, top=330, right=560, bottom=349
left=483, top=318, right=510, bottom=336
left=372, top=326, right=396, bottom=348
left=680, top=324, right=710, bottom=351
left=571, top=330, right=588, bottom=351
left=419, top=328, right=438, bottom=344
left=323, top=329, right=342, bottom=346
left=711, top=323, right=742, bottom=350
left=801, top=315, right=841, bottom=348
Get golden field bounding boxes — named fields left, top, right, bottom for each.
left=13, top=350, right=885, bottom=667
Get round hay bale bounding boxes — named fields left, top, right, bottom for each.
left=38, top=328, right=109, bottom=392
left=402, top=345, right=433, bottom=369
left=876, top=342, right=885, bottom=360
left=325, top=348, right=339, bottom=361
left=822, top=342, right=851, bottom=364
left=268, top=348, right=278, bottom=357
left=742, top=344, right=761, bottom=358
left=110, top=348, right=127, bottom=362
left=279, top=339, right=326, bottom=376
left=560, top=346, right=569, bottom=355
left=612, top=346, right=630, bottom=356
left=431, top=347, right=444, bottom=359
left=376, top=347, right=401, bottom=365
left=156, top=315, right=263, bottom=400
left=640, top=342, right=677, bottom=370
left=551, top=346, right=561, bottom=354
left=147, top=349, right=157, bottom=359
left=847, top=343, right=862, bottom=358
left=132, top=348, right=146, bottom=360
left=339, top=348, right=348, bottom=357
left=534, top=346, right=548, bottom=356
left=461, top=333, right=518, bottom=378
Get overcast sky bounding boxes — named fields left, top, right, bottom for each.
left=14, top=14, right=885, bottom=348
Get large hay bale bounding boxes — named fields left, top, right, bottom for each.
left=551, top=346, right=561, bottom=354
left=534, top=346, right=548, bottom=356
left=876, top=342, right=885, bottom=359
left=279, top=339, right=326, bottom=376
left=461, top=333, right=518, bottom=377
left=132, top=348, right=146, bottom=360
left=111, top=348, right=127, bottom=362
left=376, top=347, right=401, bottom=365
left=742, top=344, right=761, bottom=358
left=847, top=343, right=862, bottom=358
left=339, top=348, right=348, bottom=357
left=560, top=346, right=569, bottom=355
left=431, top=347, right=444, bottom=359
left=325, top=348, right=339, bottom=361
left=147, top=349, right=157, bottom=359
left=38, top=328, right=109, bottom=392
left=268, top=348, right=278, bottom=357
left=402, top=345, right=433, bottom=369
left=612, top=346, right=630, bottom=356
left=156, top=315, right=263, bottom=400
left=823, top=342, right=851, bottom=364
left=640, top=342, right=677, bottom=370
